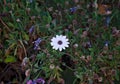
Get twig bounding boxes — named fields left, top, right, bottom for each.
left=0, top=17, right=11, bottom=32
left=19, top=40, right=27, bottom=57
left=3, top=0, right=6, bottom=5
left=0, top=66, right=12, bottom=80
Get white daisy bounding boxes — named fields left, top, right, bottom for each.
left=51, top=35, right=69, bottom=51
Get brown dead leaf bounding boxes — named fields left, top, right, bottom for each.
left=81, top=31, right=88, bottom=38
left=115, top=39, right=120, bottom=46
left=98, top=4, right=112, bottom=15
left=58, top=78, right=65, bottom=84
left=17, top=46, right=25, bottom=61
left=5, top=49, right=11, bottom=56
left=47, top=77, right=55, bottom=84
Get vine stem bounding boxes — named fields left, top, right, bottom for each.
left=0, top=17, right=11, bottom=32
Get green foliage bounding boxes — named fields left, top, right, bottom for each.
left=4, top=55, right=17, bottom=63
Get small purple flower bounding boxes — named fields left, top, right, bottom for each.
left=33, top=38, right=42, bottom=50
left=87, top=41, right=92, bottom=48
left=26, top=78, right=45, bottom=84
left=34, top=46, right=39, bottom=50
left=34, top=38, right=42, bottom=46
left=36, top=78, right=45, bottom=84
left=32, top=80, right=37, bottom=84
left=27, top=80, right=33, bottom=84
left=70, top=7, right=77, bottom=13
left=105, top=16, right=110, bottom=27
left=29, top=26, right=34, bottom=34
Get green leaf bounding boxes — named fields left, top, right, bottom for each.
left=4, top=56, right=17, bottom=63
left=23, top=32, right=29, bottom=41
left=0, top=59, right=2, bottom=62
left=115, top=70, right=120, bottom=81
left=47, top=12, right=52, bottom=24
left=7, top=22, right=15, bottom=28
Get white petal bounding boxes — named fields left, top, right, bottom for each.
left=59, top=35, right=63, bottom=37
left=51, top=42, right=54, bottom=46
left=59, top=35, right=64, bottom=40
left=51, top=38, right=59, bottom=45
left=62, top=46, right=66, bottom=50
left=52, top=46, right=55, bottom=49
left=59, top=47, right=62, bottom=51
left=65, top=38, right=69, bottom=41
left=56, top=35, right=59, bottom=38
left=65, top=44, right=69, bottom=47
left=59, top=44, right=65, bottom=51
left=54, top=46, right=59, bottom=50
left=62, top=42, right=69, bottom=47
left=66, top=42, right=70, bottom=44
left=51, top=37, right=56, bottom=42
left=63, top=36, right=66, bottom=39
left=53, top=45, right=56, bottom=49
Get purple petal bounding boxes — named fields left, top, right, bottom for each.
left=34, top=38, right=42, bottom=45
left=70, top=7, right=77, bottom=13
left=33, top=38, right=42, bottom=50
left=36, top=78, right=45, bottom=84
left=32, top=80, right=37, bottom=84
left=27, top=80, right=33, bottom=84
left=29, top=26, right=34, bottom=34
left=87, top=41, right=92, bottom=48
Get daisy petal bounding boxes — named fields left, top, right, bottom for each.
left=59, top=47, right=62, bottom=51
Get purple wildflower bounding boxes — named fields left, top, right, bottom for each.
left=87, top=41, right=92, bottom=48
left=27, top=80, right=33, bottom=84
left=34, top=46, right=39, bottom=50
left=36, top=78, right=45, bottom=84
left=70, top=7, right=77, bottom=13
left=33, top=38, right=42, bottom=50
left=29, top=26, right=34, bottom=34
left=26, top=78, right=45, bottom=84
left=32, top=80, right=37, bottom=84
